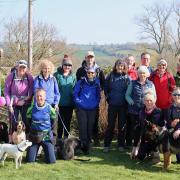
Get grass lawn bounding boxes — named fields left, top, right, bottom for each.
left=0, top=143, right=179, bottom=180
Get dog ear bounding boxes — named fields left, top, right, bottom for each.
left=22, top=121, right=26, bottom=131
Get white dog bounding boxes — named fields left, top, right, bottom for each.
left=0, top=140, right=32, bottom=169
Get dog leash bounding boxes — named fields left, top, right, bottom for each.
left=56, top=111, right=71, bottom=137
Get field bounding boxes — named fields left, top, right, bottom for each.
left=0, top=143, right=179, bottom=180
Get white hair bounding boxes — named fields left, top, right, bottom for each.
left=138, top=65, right=150, bottom=77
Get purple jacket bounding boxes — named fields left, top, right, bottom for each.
left=4, top=72, right=34, bottom=106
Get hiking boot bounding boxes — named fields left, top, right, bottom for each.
left=118, top=147, right=125, bottom=152
left=103, top=147, right=110, bottom=153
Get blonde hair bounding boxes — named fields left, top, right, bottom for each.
left=39, top=59, right=55, bottom=74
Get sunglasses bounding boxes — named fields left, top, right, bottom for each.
left=172, top=93, right=180, bottom=96
left=87, top=72, right=95, bottom=75
left=63, top=64, right=72, bottom=67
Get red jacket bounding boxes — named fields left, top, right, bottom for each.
left=128, top=68, right=138, bottom=80
left=149, top=70, right=176, bottom=109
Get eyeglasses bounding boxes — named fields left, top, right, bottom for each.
left=172, top=93, right=180, bottom=96
left=87, top=72, right=95, bottom=75
left=63, top=64, right=72, bottom=67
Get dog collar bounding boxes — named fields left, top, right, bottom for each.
left=17, top=146, right=24, bottom=152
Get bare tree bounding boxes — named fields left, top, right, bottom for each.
left=2, top=18, right=68, bottom=67
left=168, top=3, right=180, bottom=57
left=136, top=3, right=172, bottom=55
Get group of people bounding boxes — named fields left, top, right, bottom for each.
left=1, top=51, right=180, bottom=165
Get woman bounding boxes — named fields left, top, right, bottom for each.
left=131, top=92, right=164, bottom=161
left=54, top=55, right=76, bottom=139
left=26, top=88, right=56, bottom=164
left=4, top=60, right=34, bottom=134
left=34, top=59, right=60, bottom=110
left=167, top=87, right=180, bottom=164
left=103, top=60, right=131, bottom=153
left=149, top=59, right=175, bottom=125
left=73, top=67, right=101, bottom=154
left=125, top=54, right=138, bottom=80
left=125, top=65, right=156, bottom=147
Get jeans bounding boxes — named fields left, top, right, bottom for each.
left=26, top=141, right=56, bottom=164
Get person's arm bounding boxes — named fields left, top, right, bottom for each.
left=169, top=74, right=176, bottom=93
left=99, top=69, right=105, bottom=90
left=125, top=81, right=134, bottom=105
left=73, top=80, right=82, bottom=105
left=53, top=77, right=61, bottom=106
left=4, top=74, right=13, bottom=106
left=25, top=74, right=34, bottom=102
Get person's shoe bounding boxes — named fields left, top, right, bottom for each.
left=118, top=147, right=125, bottom=152
left=103, top=147, right=110, bottom=153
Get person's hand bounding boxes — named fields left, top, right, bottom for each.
left=129, top=99, right=134, bottom=106
left=54, top=104, right=59, bottom=111
left=17, top=99, right=25, bottom=106
left=171, top=119, right=179, bottom=128
left=9, top=106, right=14, bottom=114
left=173, top=129, right=180, bottom=139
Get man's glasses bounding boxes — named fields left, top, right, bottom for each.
left=172, top=93, right=180, bottom=96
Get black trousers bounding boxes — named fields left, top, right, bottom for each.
left=57, top=106, right=74, bottom=139
left=76, top=107, right=97, bottom=149
left=104, top=105, right=127, bottom=147
left=126, top=113, right=139, bottom=146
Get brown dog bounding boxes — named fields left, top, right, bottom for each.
left=12, top=121, right=26, bottom=145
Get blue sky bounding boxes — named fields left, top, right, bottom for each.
left=0, top=0, right=174, bottom=44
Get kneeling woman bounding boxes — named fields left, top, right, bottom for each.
left=26, top=88, right=56, bottom=164
left=131, top=91, right=165, bottom=161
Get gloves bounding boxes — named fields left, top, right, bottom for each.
left=173, top=129, right=180, bottom=139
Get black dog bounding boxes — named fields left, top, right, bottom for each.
left=0, top=121, right=9, bottom=143
left=56, top=137, right=81, bottom=160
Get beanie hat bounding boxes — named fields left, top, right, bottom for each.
left=62, top=54, right=72, bottom=66
left=157, top=59, right=167, bottom=67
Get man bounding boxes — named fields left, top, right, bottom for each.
left=76, top=51, right=105, bottom=146
left=140, top=52, right=154, bottom=74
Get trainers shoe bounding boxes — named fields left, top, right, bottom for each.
left=103, top=147, right=110, bottom=153
left=118, top=147, right=125, bottom=152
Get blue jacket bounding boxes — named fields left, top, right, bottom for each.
left=34, top=74, right=60, bottom=106
left=73, top=77, right=101, bottom=110
left=126, top=79, right=156, bottom=115
left=54, top=67, right=76, bottom=107
left=27, top=102, right=56, bottom=131
left=104, top=72, right=130, bottom=106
